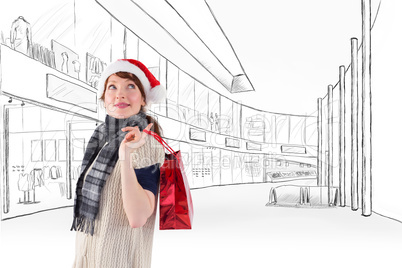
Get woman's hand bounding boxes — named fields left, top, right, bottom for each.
left=119, top=123, right=153, bottom=159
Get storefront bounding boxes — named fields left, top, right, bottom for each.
left=1, top=44, right=102, bottom=219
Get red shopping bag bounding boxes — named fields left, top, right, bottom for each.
left=144, top=130, right=194, bottom=230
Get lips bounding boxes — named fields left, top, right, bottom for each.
left=114, top=102, right=130, bottom=108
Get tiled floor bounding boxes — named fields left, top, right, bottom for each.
left=2, top=182, right=402, bottom=268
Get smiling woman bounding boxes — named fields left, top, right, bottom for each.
left=71, top=59, right=166, bottom=268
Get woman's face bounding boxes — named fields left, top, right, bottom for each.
left=104, top=74, right=145, bottom=119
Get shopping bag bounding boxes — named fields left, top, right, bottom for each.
left=144, top=129, right=194, bottom=230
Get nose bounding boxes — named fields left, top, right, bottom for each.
left=115, top=88, right=125, bottom=99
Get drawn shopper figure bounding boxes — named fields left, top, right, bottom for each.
left=71, top=59, right=166, bottom=268
left=214, top=113, right=219, bottom=132
left=209, top=112, right=214, bottom=131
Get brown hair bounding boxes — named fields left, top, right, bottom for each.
left=100, top=72, right=163, bottom=137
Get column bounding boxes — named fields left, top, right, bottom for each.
left=327, top=85, right=334, bottom=205
left=339, top=66, right=346, bottom=207
left=361, top=0, right=372, bottom=216
left=351, top=38, right=359, bottom=211
left=317, top=98, right=323, bottom=186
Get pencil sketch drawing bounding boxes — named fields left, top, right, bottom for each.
left=1, top=0, right=402, bottom=267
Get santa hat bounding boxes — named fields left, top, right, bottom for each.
left=98, top=59, right=166, bottom=108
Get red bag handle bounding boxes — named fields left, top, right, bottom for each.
left=143, top=129, right=178, bottom=158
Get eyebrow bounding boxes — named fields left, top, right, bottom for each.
left=107, top=79, right=134, bottom=84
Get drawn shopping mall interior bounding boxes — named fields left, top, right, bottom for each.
left=1, top=0, right=401, bottom=226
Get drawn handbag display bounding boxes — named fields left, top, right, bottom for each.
left=144, top=129, right=194, bottom=230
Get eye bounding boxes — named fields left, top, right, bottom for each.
left=108, top=84, right=116, bottom=90
left=128, top=84, right=136, bottom=89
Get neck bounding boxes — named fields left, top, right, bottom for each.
left=106, top=111, right=146, bottom=123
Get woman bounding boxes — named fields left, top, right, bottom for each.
left=72, top=59, right=166, bottom=268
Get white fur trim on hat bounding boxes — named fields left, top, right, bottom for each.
left=145, top=84, right=166, bottom=107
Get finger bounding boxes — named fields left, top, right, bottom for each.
left=142, top=123, right=153, bottom=136
left=124, top=133, right=134, bottom=142
left=123, top=129, right=140, bottom=139
left=145, top=123, right=153, bottom=130
left=121, top=126, right=140, bottom=132
left=125, top=131, right=139, bottom=141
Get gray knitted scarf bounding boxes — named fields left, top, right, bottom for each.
left=71, top=112, right=148, bottom=235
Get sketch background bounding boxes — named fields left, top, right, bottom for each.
left=1, top=0, right=402, bottom=267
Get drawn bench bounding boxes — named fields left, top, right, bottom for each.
left=266, top=185, right=339, bottom=207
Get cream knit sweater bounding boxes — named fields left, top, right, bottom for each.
left=73, top=135, right=165, bottom=268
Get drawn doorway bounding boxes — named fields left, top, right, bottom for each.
left=1, top=103, right=99, bottom=220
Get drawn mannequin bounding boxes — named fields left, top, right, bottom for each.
left=17, top=173, right=32, bottom=203
left=61, top=52, right=69, bottom=74
left=72, top=60, right=81, bottom=80
left=10, top=16, right=32, bottom=56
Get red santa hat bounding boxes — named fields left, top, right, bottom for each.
left=98, top=59, right=166, bottom=108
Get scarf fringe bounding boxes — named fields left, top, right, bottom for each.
left=71, top=215, right=95, bottom=236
